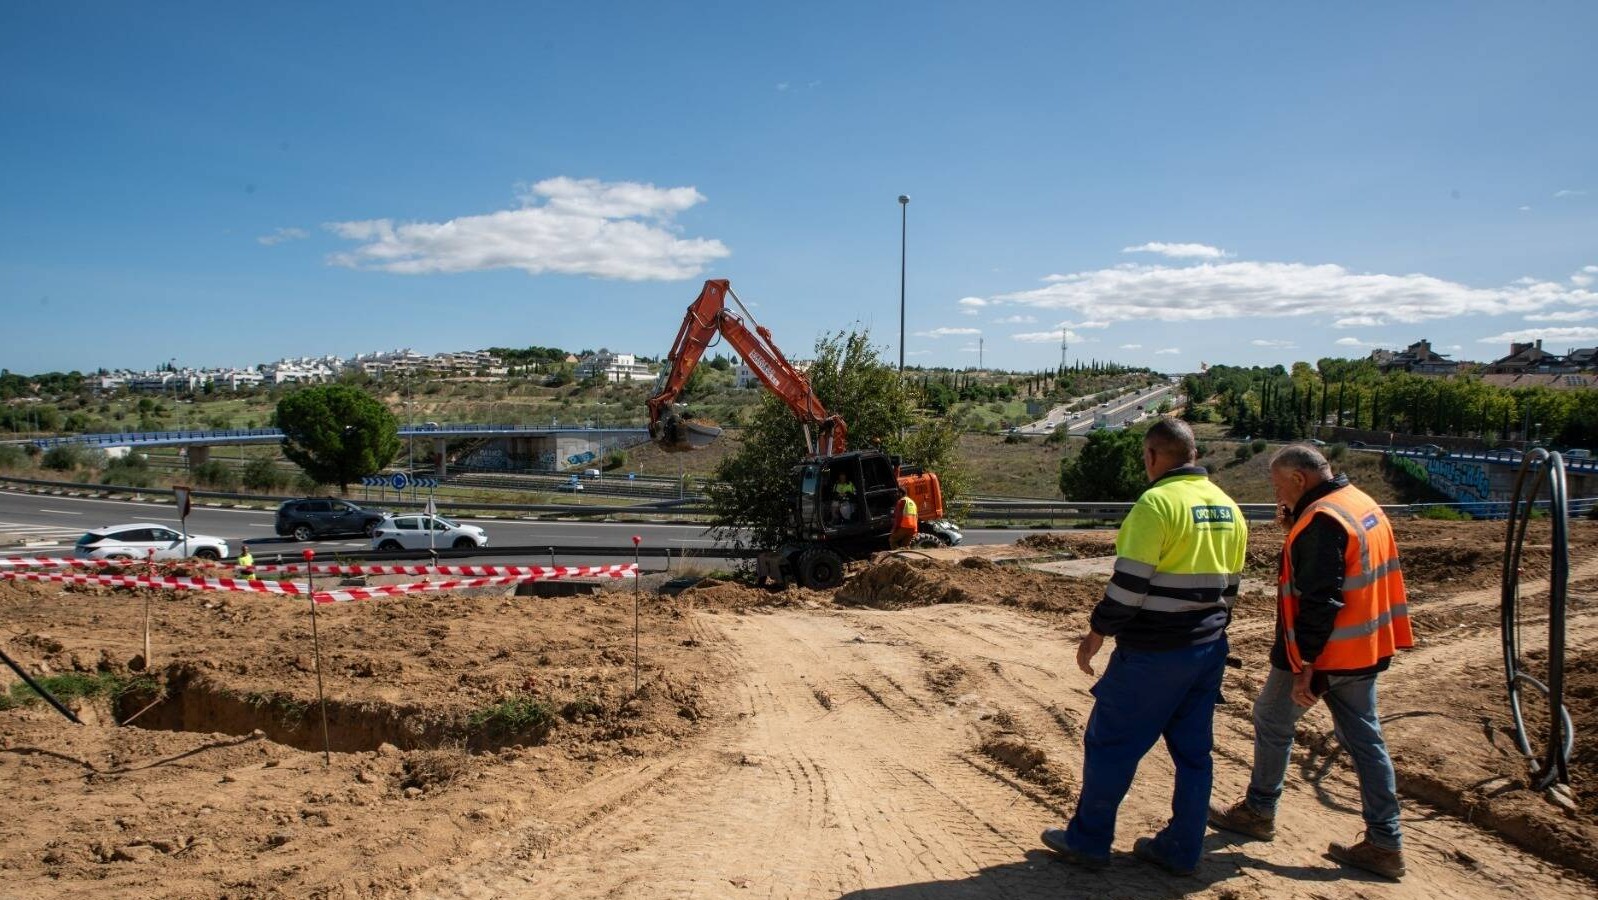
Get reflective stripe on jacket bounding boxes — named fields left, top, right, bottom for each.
left=1090, top=466, right=1248, bottom=650
left=1278, top=484, right=1413, bottom=673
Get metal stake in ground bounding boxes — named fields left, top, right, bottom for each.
left=303, top=548, right=332, bottom=766
left=631, top=535, right=642, bottom=696
left=143, top=549, right=155, bottom=670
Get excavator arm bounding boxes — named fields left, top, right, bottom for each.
left=648, top=279, right=848, bottom=456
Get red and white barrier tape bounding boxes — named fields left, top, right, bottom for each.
left=2, top=557, right=639, bottom=580
left=1, top=569, right=308, bottom=595
left=253, top=562, right=639, bottom=578
left=1, top=563, right=637, bottom=604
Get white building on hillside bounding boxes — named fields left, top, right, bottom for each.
left=576, top=349, right=654, bottom=382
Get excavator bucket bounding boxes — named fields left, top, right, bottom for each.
left=651, top=413, right=724, bottom=452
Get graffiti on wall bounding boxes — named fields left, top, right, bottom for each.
left=1424, top=458, right=1492, bottom=502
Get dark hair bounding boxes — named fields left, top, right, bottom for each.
left=1145, top=416, right=1197, bottom=463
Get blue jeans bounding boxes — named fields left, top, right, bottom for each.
left=1063, top=639, right=1228, bottom=870
left=1245, top=666, right=1403, bottom=850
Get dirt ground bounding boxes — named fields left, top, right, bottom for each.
left=2, top=519, right=1595, bottom=898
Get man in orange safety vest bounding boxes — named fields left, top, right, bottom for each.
left=1210, top=443, right=1414, bottom=880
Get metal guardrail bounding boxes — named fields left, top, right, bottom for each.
left=3, top=474, right=1593, bottom=525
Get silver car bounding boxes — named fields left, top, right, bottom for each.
left=370, top=515, right=488, bottom=551
left=74, top=523, right=230, bottom=561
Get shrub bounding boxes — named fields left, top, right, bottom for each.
left=1250, top=439, right=1268, bottom=454
left=1325, top=442, right=1347, bottom=462
left=191, top=459, right=238, bottom=491
left=102, top=453, right=155, bottom=487
left=40, top=445, right=84, bottom=471
left=0, top=444, right=28, bottom=470
left=242, top=456, right=284, bottom=491
left=1234, top=444, right=1253, bottom=462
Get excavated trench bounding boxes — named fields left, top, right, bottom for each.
left=115, top=665, right=549, bottom=754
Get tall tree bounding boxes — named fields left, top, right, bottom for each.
left=704, top=331, right=966, bottom=550
left=277, top=385, right=400, bottom=493
left=1059, top=428, right=1146, bottom=501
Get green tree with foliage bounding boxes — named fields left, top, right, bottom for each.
left=1059, top=428, right=1146, bottom=501
left=704, top=330, right=966, bottom=550
left=276, top=385, right=400, bottom=493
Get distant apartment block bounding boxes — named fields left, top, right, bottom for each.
left=353, top=348, right=507, bottom=379
left=576, top=349, right=654, bottom=383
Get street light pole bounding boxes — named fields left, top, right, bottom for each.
left=898, top=195, right=910, bottom=372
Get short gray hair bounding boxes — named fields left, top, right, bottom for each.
left=1270, top=443, right=1332, bottom=475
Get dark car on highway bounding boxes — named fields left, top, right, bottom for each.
left=274, top=498, right=386, bottom=542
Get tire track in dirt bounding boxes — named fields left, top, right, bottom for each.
left=426, top=602, right=1596, bottom=899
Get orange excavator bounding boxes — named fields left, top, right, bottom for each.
left=647, top=279, right=962, bottom=588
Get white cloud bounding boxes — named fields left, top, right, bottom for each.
left=1250, top=339, right=1297, bottom=348
left=915, top=326, right=981, bottom=338
left=258, top=227, right=308, bottom=246
left=776, top=81, right=790, bottom=91
left=991, top=261, right=1596, bottom=329
left=326, top=177, right=729, bottom=281
left=1572, top=268, right=1596, bottom=288
left=957, top=297, right=990, bottom=308
left=1155, top=348, right=1181, bottom=355
left=1013, top=328, right=1089, bottom=344
left=1333, top=315, right=1385, bottom=328
left=1519, top=206, right=1533, bottom=212
left=1524, top=310, right=1598, bottom=323
left=905, top=349, right=932, bottom=357
left=1335, top=336, right=1378, bottom=348
left=1554, top=189, right=1587, bottom=198
left=1119, top=343, right=1143, bottom=350
left=1122, top=242, right=1231, bottom=259
left=1479, top=326, right=1598, bottom=344
left=992, top=314, right=1037, bottom=324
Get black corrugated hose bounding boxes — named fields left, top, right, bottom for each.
left=1501, top=448, right=1573, bottom=791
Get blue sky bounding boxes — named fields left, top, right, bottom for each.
left=2, top=2, right=1594, bottom=375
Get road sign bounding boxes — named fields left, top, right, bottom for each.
left=413, top=477, right=438, bottom=489
left=390, top=472, right=409, bottom=491
left=360, top=475, right=386, bottom=487
left=628, top=472, right=636, bottom=481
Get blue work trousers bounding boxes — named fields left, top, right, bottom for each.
left=1063, top=638, right=1227, bottom=870
left=1245, top=666, right=1403, bottom=850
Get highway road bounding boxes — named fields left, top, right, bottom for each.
left=1014, top=382, right=1178, bottom=437
left=0, top=490, right=1047, bottom=567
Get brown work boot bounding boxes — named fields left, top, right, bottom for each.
left=1208, top=799, right=1276, bottom=841
left=1328, top=836, right=1406, bottom=880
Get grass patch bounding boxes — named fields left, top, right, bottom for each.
left=1415, top=505, right=1473, bottom=521
left=0, top=671, right=156, bottom=711
left=468, top=694, right=556, bottom=737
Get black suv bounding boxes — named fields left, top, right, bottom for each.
left=274, top=498, right=386, bottom=542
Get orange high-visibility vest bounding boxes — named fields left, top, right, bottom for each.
left=894, top=495, right=919, bottom=532
left=1278, top=484, right=1414, bottom=673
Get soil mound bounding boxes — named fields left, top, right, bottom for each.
left=836, top=555, right=1103, bottom=615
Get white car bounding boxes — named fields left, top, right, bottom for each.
left=370, top=515, right=488, bottom=551
left=74, top=523, right=230, bottom=561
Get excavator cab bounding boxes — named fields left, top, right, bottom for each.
left=795, top=451, right=901, bottom=542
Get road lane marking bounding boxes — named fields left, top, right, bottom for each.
left=38, top=509, right=82, bottom=515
